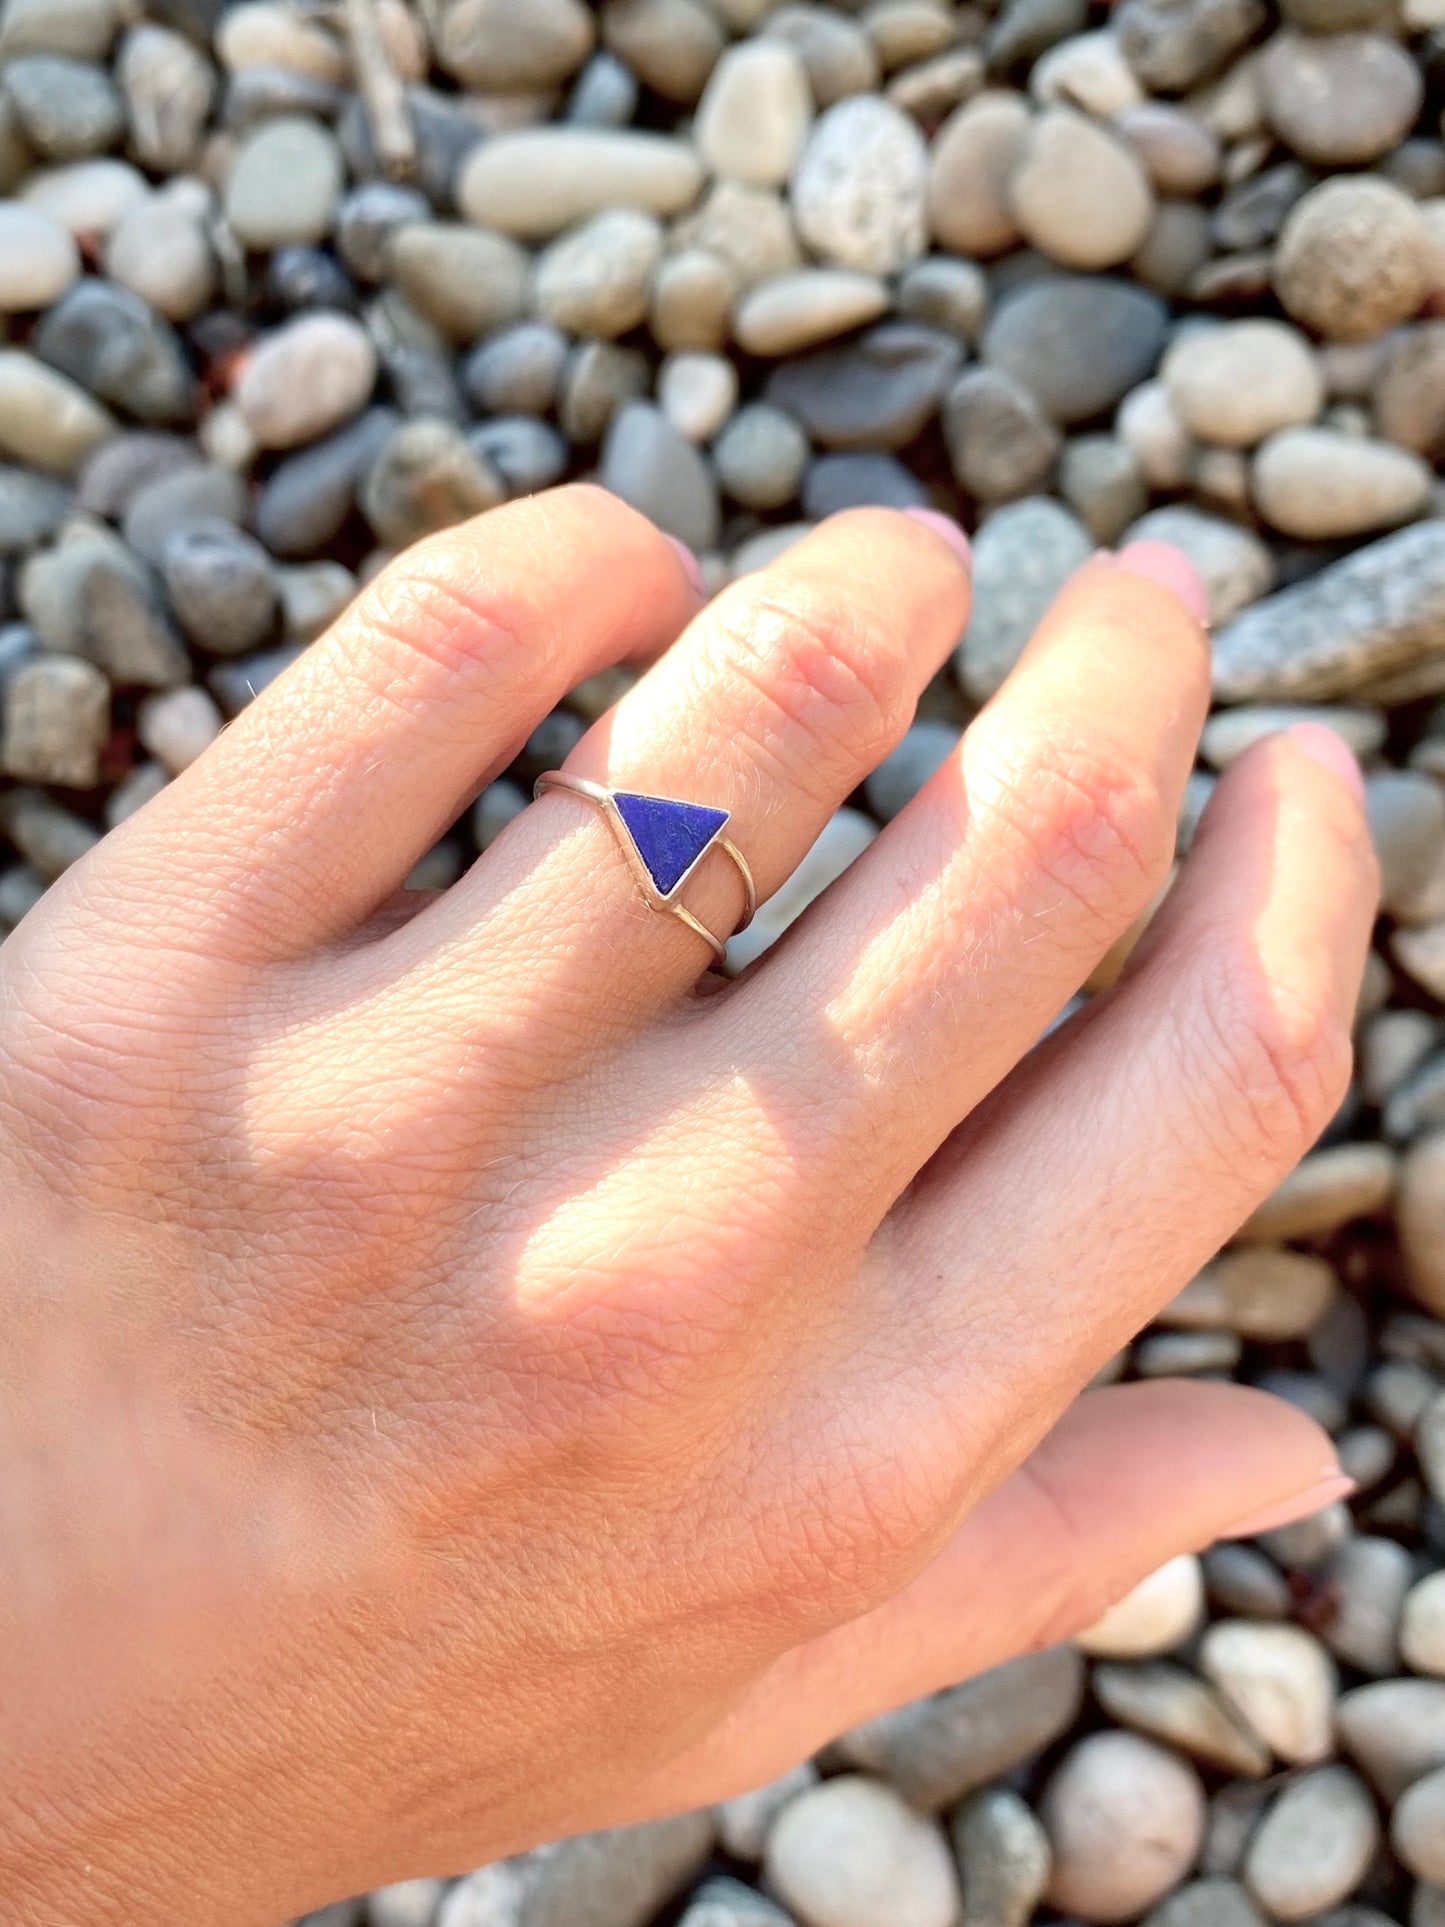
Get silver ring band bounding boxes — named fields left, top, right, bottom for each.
left=533, top=771, right=756, bottom=964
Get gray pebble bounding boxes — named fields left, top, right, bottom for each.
left=864, top=720, right=960, bottom=821
left=34, top=279, right=197, bottom=426
left=1058, top=436, right=1147, bottom=545
left=0, top=861, right=46, bottom=926
left=463, top=325, right=570, bottom=419
left=677, top=1875, right=794, bottom=1927
left=254, top=408, right=398, bottom=560
left=389, top=223, right=531, bottom=345
left=802, top=452, right=925, bottom=519
left=437, top=1813, right=714, bottom=1927
left=599, top=401, right=720, bottom=552
left=124, top=463, right=246, bottom=565
left=1322, top=1535, right=1413, bottom=1675
left=361, top=418, right=505, bottom=549
left=533, top=208, right=663, bottom=340
left=81, top=550, right=189, bottom=686
left=1144, top=1879, right=1266, bottom=1927
left=3, top=54, right=124, bottom=160
left=162, top=519, right=278, bottom=657
left=1093, top=1662, right=1270, bottom=1778
left=944, top=366, right=1062, bottom=505
left=336, top=184, right=433, bottom=287
left=0, top=465, right=73, bottom=553
left=468, top=418, right=568, bottom=499
left=956, top=497, right=1092, bottom=703
left=568, top=51, right=641, bottom=128
left=714, top=403, right=810, bottom=511
left=765, top=322, right=963, bottom=451
left=1338, top=1676, right=1445, bottom=1797
left=951, top=1786, right=1051, bottom=1927
left=1244, top=1768, right=1379, bottom=1922
left=559, top=341, right=650, bottom=447
left=983, top=277, right=1168, bottom=427
left=1, top=653, right=108, bottom=785
left=225, top=114, right=343, bottom=249
left=2, top=785, right=99, bottom=875
left=1202, top=1544, right=1291, bottom=1621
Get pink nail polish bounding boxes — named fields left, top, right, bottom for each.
left=1114, top=540, right=1211, bottom=624
left=1285, top=721, right=1367, bottom=804
left=665, top=534, right=705, bottom=595
left=1219, top=1470, right=1356, bottom=1540
left=902, top=506, right=972, bottom=571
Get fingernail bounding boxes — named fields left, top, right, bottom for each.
left=1285, top=720, right=1367, bottom=804
left=903, top=506, right=972, bottom=571
left=665, top=535, right=705, bottom=595
left=1220, top=1470, right=1356, bottom=1540
left=1114, top=540, right=1211, bottom=624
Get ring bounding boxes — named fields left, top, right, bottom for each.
left=533, top=772, right=757, bottom=963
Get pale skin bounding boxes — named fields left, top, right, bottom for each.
left=0, top=488, right=1378, bottom=1923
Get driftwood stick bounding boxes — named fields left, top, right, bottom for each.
left=343, top=0, right=417, bottom=179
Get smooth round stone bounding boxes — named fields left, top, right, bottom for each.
left=1135, top=1330, right=1242, bottom=1377
left=434, top=0, right=594, bottom=90
left=1199, top=1621, right=1337, bottom=1764
left=1367, top=771, right=1445, bottom=915
left=802, top=452, right=925, bottom=518
left=949, top=1786, right=1051, bottom=1927
left=462, top=324, right=568, bottom=418
left=387, top=223, right=529, bottom=344
left=225, top=63, right=344, bottom=132
left=599, top=400, right=720, bottom=552
left=1276, top=178, right=1430, bottom=344
left=1031, top=26, right=1139, bottom=113
left=956, top=497, right=1091, bottom=702
left=79, top=551, right=189, bottom=688
left=35, top=280, right=196, bottom=426
left=559, top=339, right=649, bottom=444
left=694, top=38, right=812, bottom=187
left=104, top=190, right=215, bottom=323
left=20, top=157, right=147, bottom=237
left=236, top=313, right=377, bottom=451
left=658, top=352, right=737, bottom=444
left=1397, top=1134, right=1445, bottom=1316
left=897, top=257, right=987, bottom=345
left=216, top=3, right=348, bottom=81
left=124, top=465, right=243, bottom=567
left=138, top=685, right=222, bottom=773
left=943, top=365, right=1060, bottom=503
left=673, top=179, right=802, bottom=294
left=1244, top=1769, right=1379, bottom=1921
left=568, top=49, right=640, bottom=127
left=361, top=418, right=504, bottom=548
left=0, top=0, right=118, bottom=62
left=1078, top=1555, right=1205, bottom=1658
left=1402, top=1570, right=1445, bottom=1675
left=369, top=1880, right=451, bottom=1927
left=1252, top=428, right=1431, bottom=541
left=1009, top=106, right=1154, bottom=271
left=1162, top=321, right=1322, bottom=449
left=457, top=130, right=703, bottom=240
left=762, top=5, right=880, bottom=106
left=224, top=115, right=342, bottom=249
left=0, top=465, right=73, bottom=553
left=1339, top=1677, right=1445, bottom=1798
left=927, top=91, right=1031, bottom=259
left=983, top=276, right=1167, bottom=427
left=1166, top=1246, right=1336, bottom=1339
left=1116, top=102, right=1220, bottom=196
left=1375, top=323, right=1445, bottom=460
left=118, top=23, right=215, bottom=172
left=1145, top=1880, right=1267, bottom=1927
left=0, top=350, right=113, bottom=475
left=1114, top=0, right=1262, bottom=91
left=1042, top=1734, right=1205, bottom=1924
left=717, top=1765, right=822, bottom=1863
left=1393, top=1766, right=1445, bottom=1882
left=3, top=54, right=124, bottom=161
left=1125, top=506, right=1272, bottom=628
left=468, top=417, right=567, bottom=498
left=275, top=560, right=354, bottom=641
left=0, top=203, right=78, bottom=311
left=265, top=244, right=356, bottom=318
left=161, top=519, right=277, bottom=656
left=1059, top=435, right=1146, bottom=543
left=1, top=654, right=108, bottom=786
left=733, top=269, right=890, bottom=358
left=864, top=720, right=960, bottom=822
left=533, top=208, right=663, bottom=339
left=650, top=247, right=737, bottom=352
left=764, top=1775, right=962, bottom=1927
left=1263, top=31, right=1421, bottom=166
left=335, top=182, right=432, bottom=285
left=1131, top=200, right=1212, bottom=300
left=1118, top=380, right=1193, bottom=491
left=790, top=95, right=928, bottom=276
left=764, top=322, right=963, bottom=451
left=713, top=402, right=810, bottom=511
left=1092, top=1663, right=1271, bottom=1779
left=1239, top=1143, right=1395, bottom=1242
left=599, top=0, right=723, bottom=105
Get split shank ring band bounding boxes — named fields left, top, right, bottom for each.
left=533, top=772, right=757, bottom=964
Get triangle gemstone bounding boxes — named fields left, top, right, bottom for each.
left=613, top=791, right=729, bottom=896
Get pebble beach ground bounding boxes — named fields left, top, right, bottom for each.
left=1, top=1, right=1445, bottom=1925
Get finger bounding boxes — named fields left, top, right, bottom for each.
left=896, top=724, right=1378, bottom=1433
left=95, top=487, right=703, bottom=963
left=716, top=543, right=1211, bottom=1221
left=380, top=509, right=972, bottom=1032
left=632, top=1381, right=1343, bottom=1812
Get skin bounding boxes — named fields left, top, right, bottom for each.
left=0, top=488, right=1378, bottom=1924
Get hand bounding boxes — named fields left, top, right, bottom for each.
left=0, top=488, right=1377, bottom=1924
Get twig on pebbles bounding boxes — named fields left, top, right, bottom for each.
left=342, top=0, right=417, bottom=180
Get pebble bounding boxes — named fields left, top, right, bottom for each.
left=1403, top=1570, right=1445, bottom=1675
left=236, top=314, right=378, bottom=451
left=0, top=465, right=72, bottom=553
left=1117, top=103, right=1221, bottom=197
left=464, top=325, right=568, bottom=419
left=716, top=1762, right=821, bottom=1861
left=224, top=115, right=343, bottom=250
left=1042, top=1733, right=1205, bottom=1924
left=368, top=1881, right=450, bottom=1927
left=35, top=280, right=196, bottom=427
left=803, top=452, right=925, bottom=517
left=764, top=6, right=880, bottom=107
left=951, top=1786, right=1052, bottom=1927
left=1337, top=1676, right=1445, bottom=1798
left=1422, top=1391, right=1445, bottom=1500
left=764, top=1776, right=961, bottom=1927
left=457, top=130, right=704, bottom=240
left=943, top=366, right=1061, bottom=504
left=559, top=339, right=649, bottom=445
left=117, top=23, right=215, bottom=173
left=254, top=408, right=396, bottom=559
left=103, top=189, right=215, bottom=324
left=695, top=40, right=813, bottom=187
left=80, top=550, right=188, bottom=687
left=1213, top=523, right=1445, bottom=703
left=650, top=249, right=737, bottom=353
left=0, top=350, right=114, bottom=475
left=1115, top=0, right=1264, bottom=91
left=3, top=54, right=124, bottom=161
left=1198, top=1620, right=1337, bottom=1763
left=1164, top=1247, right=1335, bottom=1339
left=928, top=92, right=1031, bottom=259
left=20, top=156, right=148, bottom=238
left=727, top=805, right=875, bottom=968
left=765, top=323, right=962, bottom=451
left=1, top=787, right=99, bottom=876
left=601, top=0, right=724, bottom=106
left=533, top=209, right=663, bottom=339
left=956, top=497, right=1092, bottom=702
left=360, top=418, right=504, bottom=549
left=1, top=654, right=108, bottom=786
left=897, top=258, right=987, bottom=346
left=1202, top=1543, right=1292, bottom=1621
left=1252, top=428, right=1431, bottom=542
left=1324, top=1535, right=1413, bottom=1674
left=1393, top=1766, right=1445, bottom=1882
left=438, top=1813, right=715, bottom=1927
left=1125, top=507, right=1272, bottom=629
left=161, top=520, right=277, bottom=657
left=733, top=270, right=891, bottom=359
left=137, top=684, right=220, bottom=773
left=468, top=417, right=567, bottom=499
left=599, top=401, right=720, bottom=552
left=275, top=561, right=353, bottom=642
left=713, top=403, right=811, bottom=511
left=1059, top=436, right=1148, bottom=544
left=388, top=224, right=529, bottom=344
left=1092, top=1662, right=1271, bottom=1778
left=679, top=1875, right=793, bottom=1927
left=1162, top=321, right=1322, bottom=450
left=434, top=0, right=594, bottom=91
left=1244, top=1768, right=1380, bottom=1921
left=864, top=721, right=960, bottom=822
left=0, top=203, right=78, bottom=312
left=1275, top=178, right=1430, bottom=344
left=1239, top=1144, right=1396, bottom=1242
left=0, top=0, right=117, bottom=63
left=982, top=276, right=1168, bottom=428
left=216, top=3, right=348, bottom=82
left=1368, top=772, right=1445, bottom=916
left=658, top=353, right=738, bottom=444
left=1146, top=1879, right=1266, bottom=1927
left=790, top=95, right=928, bottom=276
left=1078, top=1555, right=1205, bottom=1658
left=1008, top=107, right=1155, bottom=272
left=1263, top=32, right=1421, bottom=167
left=839, top=1647, right=1085, bottom=1810
left=1032, top=27, right=1141, bottom=114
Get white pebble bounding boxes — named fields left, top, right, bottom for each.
left=765, top=1775, right=961, bottom=1927
left=1077, top=1554, right=1205, bottom=1658
left=138, top=686, right=223, bottom=773
left=659, top=351, right=738, bottom=443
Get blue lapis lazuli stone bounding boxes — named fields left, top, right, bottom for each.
left=613, top=791, right=729, bottom=896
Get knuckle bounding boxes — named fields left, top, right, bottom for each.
left=344, top=559, right=529, bottom=700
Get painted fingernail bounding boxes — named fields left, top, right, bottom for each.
left=1285, top=720, right=1367, bottom=804
left=1114, top=540, right=1211, bottom=624
left=1219, top=1470, right=1356, bottom=1540
left=903, top=506, right=972, bottom=571
left=665, top=534, right=705, bottom=595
